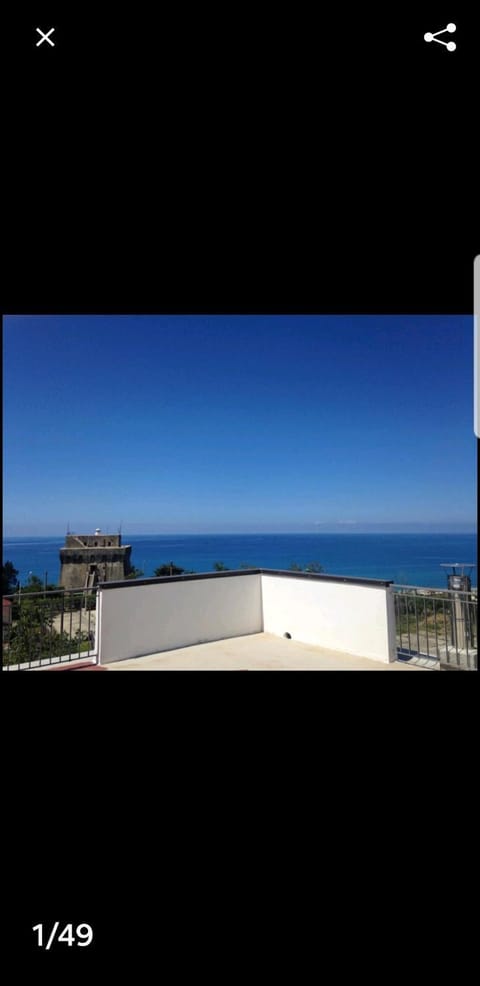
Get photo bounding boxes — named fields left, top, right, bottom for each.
left=3, top=315, right=477, bottom=671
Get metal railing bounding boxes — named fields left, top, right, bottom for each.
left=393, top=585, right=477, bottom=670
left=2, top=587, right=98, bottom=670
left=4, top=579, right=476, bottom=671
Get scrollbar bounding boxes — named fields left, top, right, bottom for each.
left=475, top=257, right=479, bottom=437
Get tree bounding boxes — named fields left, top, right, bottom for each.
left=18, top=574, right=63, bottom=600
left=2, top=561, right=19, bottom=594
left=290, top=561, right=324, bottom=573
left=304, top=562, right=324, bottom=573
left=6, top=620, right=83, bottom=666
left=125, top=567, right=144, bottom=580
left=20, top=574, right=44, bottom=593
left=7, top=593, right=56, bottom=664
left=213, top=562, right=229, bottom=571
left=154, top=562, right=185, bottom=577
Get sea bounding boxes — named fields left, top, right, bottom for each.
left=2, top=533, right=477, bottom=589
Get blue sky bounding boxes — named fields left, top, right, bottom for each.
left=2, top=315, right=476, bottom=535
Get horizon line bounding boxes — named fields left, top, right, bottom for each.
left=3, top=528, right=477, bottom=537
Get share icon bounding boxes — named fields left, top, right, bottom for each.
left=424, top=23, right=456, bottom=51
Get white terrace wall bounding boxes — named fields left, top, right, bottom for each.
left=261, top=574, right=397, bottom=663
left=98, top=574, right=263, bottom=664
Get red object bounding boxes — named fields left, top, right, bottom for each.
left=44, top=662, right=108, bottom=671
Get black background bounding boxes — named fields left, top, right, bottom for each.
left=2, top=3, right=478, bottom=976
left=3, top=4, right=478, bottom=311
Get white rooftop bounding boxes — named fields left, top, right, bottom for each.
left=102, top=632, right=422, bottom=671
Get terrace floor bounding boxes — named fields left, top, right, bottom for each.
left=102, top=632, right=424, bottom=671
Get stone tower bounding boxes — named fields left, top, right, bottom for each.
left=59, top=529, right=132, bottom=589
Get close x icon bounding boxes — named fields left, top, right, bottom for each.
left=35, top=26, right=55, bottom=47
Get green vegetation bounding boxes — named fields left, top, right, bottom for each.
left=4, top=631, right=93, bottom=666
left=215, top=561, right=261, bottom=571
left=4, top=595, right=94, bottom=666
left=154, top=562, right=185, bottom=576
left=125, top=567, right=145, bottom=580
left=289, top=561, right=324, bottom=573
left=2, top=561, right=19, bottom=594
left=18, top=573, right=58, bottom=594
left=3, top=574, right=96, bottom=667
left=395, top=591, right=452, bottom=635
